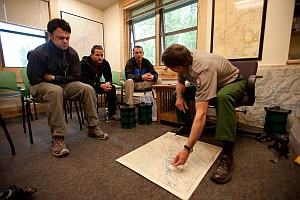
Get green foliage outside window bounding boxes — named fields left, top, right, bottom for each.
left=136, top=39, right=156, bottom=65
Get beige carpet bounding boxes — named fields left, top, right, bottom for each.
left=116, top=132, right=222, bottom=200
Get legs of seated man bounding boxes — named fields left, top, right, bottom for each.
left=124, top=79, right=134, bottom=105
left=30, top=81, right=108, bottom=157
left=124, top=79, right=155, bottom=105
left=30, top=82, right=69, bottom=157
left=63, top=82, right=108, bottom=139
left=30, top=82, right=66, bottom=137
left=211, top=78, right=246, bottom=184
left=95, top=85, right=117, bottom=116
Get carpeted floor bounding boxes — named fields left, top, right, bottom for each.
left=1, top=112, right=300, bottom=200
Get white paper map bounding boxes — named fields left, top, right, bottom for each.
left=116, top=132, right=222, bottom=200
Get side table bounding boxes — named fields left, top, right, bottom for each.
left=152, top=84, right=177, bottom=124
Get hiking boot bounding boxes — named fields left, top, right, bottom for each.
left=52, top=139, right=69, bottom=158
left=88, top=126, right=109, bottom=140
left=210, top=154, right=233, bottom=184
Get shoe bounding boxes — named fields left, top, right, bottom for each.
left=88, top=126, right=109, bottom=140
left=171, top=126, right=190, bottom=136
left=109, top=114, right=120, bottom=121
left=52, top=139, right=69, bottom=158
left=210, top=154, right=233, bottom=184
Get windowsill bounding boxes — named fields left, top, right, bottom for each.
left=287, top=59, right=300, bottom=65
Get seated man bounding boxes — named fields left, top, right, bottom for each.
left=162, top=44, right=246, bottom=184
left=27, top=18, right=109, bottom=158
left=80, top=45, right=118, bottom=120
left=124, top=45, right=158, bottom=105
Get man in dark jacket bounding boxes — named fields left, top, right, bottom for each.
left=124, top=45, right=158, bottom=105
left=27, top=18, right=109, bottom=158
left=80, top=45, right=118, bottom=119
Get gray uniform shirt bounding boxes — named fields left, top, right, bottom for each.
left=178, top=51, right=239, bottom=102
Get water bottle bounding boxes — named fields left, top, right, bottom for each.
left=105, top=107, right=109, bottom=122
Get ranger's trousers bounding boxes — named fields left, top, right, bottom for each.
left=173, top=76, right=246, bottom=142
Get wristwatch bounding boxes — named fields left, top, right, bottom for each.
left=184, top=145, right=193, bottom=153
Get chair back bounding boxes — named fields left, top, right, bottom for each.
left=0, top=71, right=19, bottom=92
left=230, top=60, right=258, bottom=106
left=231, top=61, right=258, bottom=79
left=112, top=71, right=122, bottom=86
left=19, top=68, right=31, bottom=97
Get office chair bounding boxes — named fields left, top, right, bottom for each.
left=206, top=60, right=262, bottom=129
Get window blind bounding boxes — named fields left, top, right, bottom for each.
left=0, top=0, right=49, bottom=30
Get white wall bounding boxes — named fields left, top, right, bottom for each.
left=104, top=3, right=121, bottom=72
left=261, top=0, right=295, bottom=66
left=55, top=0, right=104, bottom=22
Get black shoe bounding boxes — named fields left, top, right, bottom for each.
left=171, top=126, right=186, bottom=135
left=210, top=154, right=233, bottom=184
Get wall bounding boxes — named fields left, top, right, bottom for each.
left=103, top=3, right=121, bottom=72
left=239, top=64, right=300, bottom=129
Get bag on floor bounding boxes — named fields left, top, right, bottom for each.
left=139, top=94, right=157, bottom=121
left=0, top=185, right=36, bottom=200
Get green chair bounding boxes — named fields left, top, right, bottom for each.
left=19, top=68, right=38, bottom=133
left=0, top=71, right=20, bottom=155
left=96, top=75, right=107, bottom=112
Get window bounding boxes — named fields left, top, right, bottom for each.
left=131, top=13, right=156, bottom=64
left=128, top=0, right=198, bottom=66
left=0, top=22, right=47, bottom=67
left=162, top=0, right=198, bottom=50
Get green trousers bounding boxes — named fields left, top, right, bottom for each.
left=173, top=76, right=246, bottom=142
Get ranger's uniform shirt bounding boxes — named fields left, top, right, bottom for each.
left=178, top=51, right=239, bottom=102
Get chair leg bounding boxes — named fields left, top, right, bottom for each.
left=25, top=102, right=34, bottom=144
left=0, top=113, right=16, bottom=155
left=96, top=94, right=99, bottom=113
left=69, top=100, right=73, bottom=119
left=74, top=100, right=82, bottom=130
left=33, top=102, right=38, bottom=120
left=63, top=99, right=68, bottom=123
left=21, top=96, right=26, bottom=133
left=78, top=99, right=84, bottom=125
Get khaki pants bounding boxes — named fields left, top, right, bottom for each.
left=124, top=79, right=155, bottom=105
left=30, top=81, right=98, bottom=137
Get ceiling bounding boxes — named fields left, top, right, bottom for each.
left=77, top=0, right=119, bottom=10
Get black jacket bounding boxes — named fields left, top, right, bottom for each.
left=27, top=40, right=80, bottom=86
left=80, top=56, right=112, bottom=89
left=125, top=57, right=158, bottom=82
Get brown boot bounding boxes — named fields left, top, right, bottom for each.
left=88, top=126, right=109, bottom=140
left=210, top=154, right=233, bottom=184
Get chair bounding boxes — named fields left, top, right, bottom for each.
left=231, top=60, right=262, bottom=109
left=206, top=60, right=262, bottom=129
left=0, top=71, right=20, bottom=155
left=96, top=75, right=107, bottom=112
left=19, top=68, right=38, bottom=133
left=120, top=71, right=155, bottom=105
left=0, top=113, right=15, bottom=155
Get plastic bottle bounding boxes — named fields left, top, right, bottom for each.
left=105, top=107, right=109, bottom=122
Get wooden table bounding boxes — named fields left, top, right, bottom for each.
left=152, top=84, right=177, bottom=124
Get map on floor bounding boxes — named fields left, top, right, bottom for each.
left=116, top=132, right=222, bottom=200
